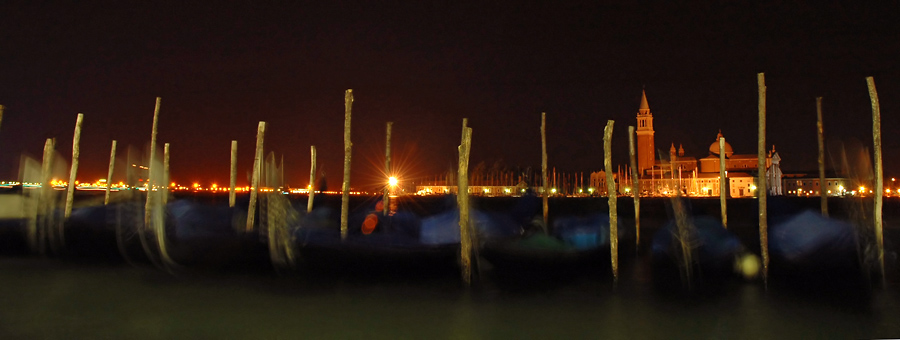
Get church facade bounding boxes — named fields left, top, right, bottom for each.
left=630, top=90, right=783, bottom=197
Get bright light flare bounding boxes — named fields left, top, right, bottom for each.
left=388, top=176, right=398, bottom=187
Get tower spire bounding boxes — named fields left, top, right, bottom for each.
left=639, top=89, right=650, bottom=114
left=636, top=88, right=656, bottom=176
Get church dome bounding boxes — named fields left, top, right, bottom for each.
left=709, top=130, right=734, bottom=157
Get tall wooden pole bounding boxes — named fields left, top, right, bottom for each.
left=866, top=76, right=885, bottom=281
left=0, top=105, right=4, bottom=142
left=341, top=89, right=353, bottom=240
left=230, top=140, right=237, bottom=208
left=541, top=112, right=549, bottom=227
left=308, top=145, right=316, bottom=213
left=757, top=73, right=769, bottom=286
left=104, top=140, right=117, bottom=205
left=384, top=122, right=393, bottom=215
left=719, top=137, right=728, bottom=228
left=458, top=119, right=473, bottom=285
left=162, top=143, right=170, bottom=205
left=157, top=142, right=174, bottom=268
left=145, top=97, right=161, bottom=229
left=628, top=126, right=640, bottom=250
left=34, top=138, right=55, bottom=254
left=247, top=122, right=265, bottom=232
left=816, top=97, right=828, bottom=216
left=65, top=113, right=83, bottom=220
left=604, top=120, right=618, bottom=285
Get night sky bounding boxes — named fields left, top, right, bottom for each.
left=1, top=2, right=898, bottom=191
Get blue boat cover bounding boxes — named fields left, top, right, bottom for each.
left=770, top=210, right=855, bottom=262
left=419, top=209, right=522, bottom=245
left=552, top=214, right=622, bottom=250
left=167, top=200, right=238, bottom=241
left=652, top=216, right=743, bottom=263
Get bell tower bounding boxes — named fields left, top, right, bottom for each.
left=636, top=89, right=655, bottom=176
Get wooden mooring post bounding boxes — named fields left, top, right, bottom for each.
left=719, top=137, right=728, bottom=228
left=628, top=126, right=640, bottom=250
left=341, top=89, right=353, bottom=240
left=145, top=97, right=161, bottom=229
left=458, top=119, right=473, bottom=285
left=308, top=145, right=316, bottom=213
left=65, top=113, right=84, bottom=220
left=247, top=122, right=265, bottom=232
left=230, top=140, right=237, bottom=208
left=163, top=143, right=170, bottom=205
left=104, top=140, right=117, bottom=205
left=816, top=97, right=828, bottom=217
left=866, top=76, right=885, bottom=282
left=384, top=122, right=392, bottom=215
left=541, top=112, right=549, bottom=228
left=757, top=73, right=769, bottom=286
left=603, top=120, right=618, bottom=285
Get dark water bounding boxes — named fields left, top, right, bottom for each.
left=2, top=194, right=900, bottom=339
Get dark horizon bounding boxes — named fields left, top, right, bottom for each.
left=1, top=2, right=898, bottom=191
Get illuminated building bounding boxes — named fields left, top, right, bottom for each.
left=634, top=90, right=783, bottom=197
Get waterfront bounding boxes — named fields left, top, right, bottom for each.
left=1, top=194, right=899, bottom=338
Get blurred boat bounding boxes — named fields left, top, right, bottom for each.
left=294, top=198, right=525, bottom=276
left=0, top=186, right=28, bottom=255
left=769, top=210, right=862, bottom=283
left=295, top=204, right=454, bottom=275
left=651, top=215, right=745, bottom=289
left=480, top=213, right=625, bottom=288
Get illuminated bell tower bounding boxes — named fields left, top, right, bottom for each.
left=636, top=89, right=655, bottom=176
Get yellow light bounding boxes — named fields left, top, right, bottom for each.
left=212, top=183, right=218, bottom=189
left=193, top=183, right=200, bottom=188
left=860, top=186, right=865, bottom=192
left=838, top=185, right=844, bottom=192
left=551, top=188, right=557, bottom=194
left=170, top=182, right=176, bottom=187
left=388, top=177, right=398, bottom=187
left=749, top=184, right=757, bottom=190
